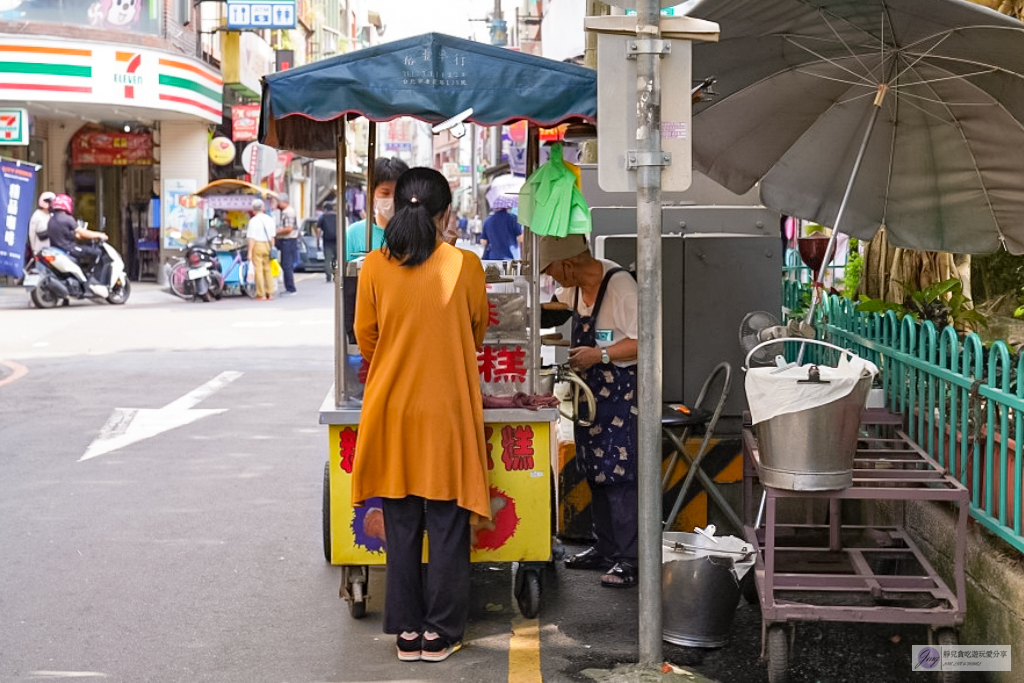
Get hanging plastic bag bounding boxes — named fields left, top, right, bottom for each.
left=518, top=143, right=591, bottom=237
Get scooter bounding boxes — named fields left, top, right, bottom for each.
left=24, top=240, right=131, bottom=308
left=183, top=229, right=224, bottom=301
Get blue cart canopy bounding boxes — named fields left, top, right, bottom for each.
left=259, top=32, right=597, bottom=157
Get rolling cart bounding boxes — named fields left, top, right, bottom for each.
left=741, top=409, right=969, bottom=683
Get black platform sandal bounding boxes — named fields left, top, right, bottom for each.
left=600, top=561, right=638, bottom=588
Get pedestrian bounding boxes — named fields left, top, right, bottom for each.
left=275, top=192, right=299, bottom=295
left=352, top=167, right=490, bottom=663
left=469, top=214, right=483, bottom=244
left=480, top=206, right=522, bottom=260
left=345, top=157, right=409, bottom=262
left=29, top=191, right=55, bottom=258
left=540, top=234, right=640, bottom=589
left=316, top=200, right=338, bottom=282
left=246, top=198, right=276, bottom=300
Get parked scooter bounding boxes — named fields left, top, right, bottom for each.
left=183, top=229, right=224, bottom=301
left=25, top=240, right=131, bottom=308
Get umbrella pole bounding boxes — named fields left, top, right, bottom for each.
left=366, top=121, right=377, bottom=254
left=636, top=0, right=664, bottom=666
left=336, top=119, right=348, bottom=408
left=799, top=85, right=887, bottom=363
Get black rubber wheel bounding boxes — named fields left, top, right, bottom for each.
left=740, top=569, right=759, bottom=605
left=349, top=598, right=366, bottom=619
left=516, top=570, right=541, bottom=619
left=322, top=462, right=331, bottom=563
left=30, top=285, right=59, bottom=309
left=209, top=272, right=225, bottom=300
left=934, top=629, right=959, bottom=683
left=107, top=280, right=130, bottom=305
left=767, top=625, right=789, bottom=683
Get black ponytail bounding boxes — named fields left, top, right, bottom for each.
left=384, top=167, right=452, bottom=267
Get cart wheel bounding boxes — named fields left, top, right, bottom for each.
left=766, top=625, right=789, bottom=683
left=348, top=575, right=368, bottom=619
left=516, top=570, right=541, bottom=619
left=740, top=569, right=759, bottom=605
left=933, top=629, right=960, bottom=683
left=322, top=461, right=331, bottom=564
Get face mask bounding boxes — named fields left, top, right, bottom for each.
left=376, top=197, right=395, bottom=221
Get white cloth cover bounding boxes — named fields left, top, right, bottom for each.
left=745, top=354, right=879, bottom=425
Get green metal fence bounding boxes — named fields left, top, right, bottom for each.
left=781, top=283, right=1024, bottom=554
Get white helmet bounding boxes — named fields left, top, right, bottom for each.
left=38, top=191, right=56, bottom=209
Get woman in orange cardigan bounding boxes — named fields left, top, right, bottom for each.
left=352, top=167, right=490, bottom=663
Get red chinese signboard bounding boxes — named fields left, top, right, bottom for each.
left=232, top=104, right=261, bottom=142
left=71, top=132, right=153, bottom=166
left=478, top=345, right=528, bottom=383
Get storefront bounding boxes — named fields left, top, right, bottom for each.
left=0, top=35, right=222, bottom=280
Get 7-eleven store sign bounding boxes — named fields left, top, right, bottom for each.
left=0, top=38, right=222, bottom=124
left=0, top=109, right=28, bottom=146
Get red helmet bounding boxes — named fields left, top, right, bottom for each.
left=51, top=194, right=73, bottom=214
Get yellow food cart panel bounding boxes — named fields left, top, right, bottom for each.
left=328, top=421, right=553, bottom=565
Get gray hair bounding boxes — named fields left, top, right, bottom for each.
left=251, top=198, right=264, bottom=211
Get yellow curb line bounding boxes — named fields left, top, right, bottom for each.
left=0, top=359, right=27, bottom=388
left=508, top=617, right=542, bottom=683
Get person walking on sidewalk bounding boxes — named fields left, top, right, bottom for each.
left=275, top=192, right=299, bottom=295
left=352, top=167, right=490, bottom=663
left=316, top=200, right=338, bottom=282
left=246, top=198, right=276, bottom=300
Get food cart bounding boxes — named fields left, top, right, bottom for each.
left=259, top=32, right=597, bottom=618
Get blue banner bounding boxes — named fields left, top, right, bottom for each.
left=0, top=159, right=39, bottom=278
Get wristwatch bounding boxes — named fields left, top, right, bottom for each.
left=600, top=348, right=611, bottom=365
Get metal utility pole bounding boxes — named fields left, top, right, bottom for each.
left=634, top=0, right=664, bottom=667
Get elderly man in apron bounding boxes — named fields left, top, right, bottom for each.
left=540, top=235, right=640, bottom=588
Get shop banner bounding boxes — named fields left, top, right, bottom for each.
left=72, top=131, right=153, bottom=166
left=232, top=105, right=261, bottom=142
left=162, top=178, right=199, bottom=250
left=0, top=159, right=39, bottom=277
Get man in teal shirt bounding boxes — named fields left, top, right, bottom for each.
left=344, top=157, right=409, bottom=262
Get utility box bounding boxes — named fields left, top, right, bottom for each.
left=596, top=233, right=781, bottom=417
left=585, top=15, right=719, bottom=194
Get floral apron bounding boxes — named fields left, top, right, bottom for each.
left=572, top=268, right=638, bottom=486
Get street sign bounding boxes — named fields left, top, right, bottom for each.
left=0, top=108, right=28, bottom=146
left=242, top=142, right=278, bottom=179
left=226, top=0, right=296, bottom=29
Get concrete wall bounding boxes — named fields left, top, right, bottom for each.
left=877, top=499, right=1024, bottom=682
left=44, top=120, right=76, bottom=196
left=157, top=120, right=210, bottom=282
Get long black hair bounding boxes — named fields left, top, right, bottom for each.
left=384, top=167, right=452, bottom=267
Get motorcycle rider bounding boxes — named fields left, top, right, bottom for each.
left=29, top=191, right=55, bottom=257
left=46, top=194, right=108, bottom=280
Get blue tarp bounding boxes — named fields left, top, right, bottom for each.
left=259, top=33, right=596, bottom=157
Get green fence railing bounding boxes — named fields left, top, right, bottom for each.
left=780, top=284, right=1024, bottom=555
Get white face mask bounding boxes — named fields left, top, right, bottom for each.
left=376, top=197, right=395, bottom=221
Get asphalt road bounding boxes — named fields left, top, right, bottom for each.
left=0, top=278, right=980, bottom=683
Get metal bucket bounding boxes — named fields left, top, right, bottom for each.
left=755, top=371, right=872, bottom=490
left=662, top=532, right=754, bottom=648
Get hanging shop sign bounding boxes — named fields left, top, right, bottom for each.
left=0, top=38, right=222, bottom=123
left=71, top=131, right=153, bottom=166
left=231, top=104, right=261, bottom=142
left=226, top=0, right=296, bottom=29
left=221, top=32, right=274, bottom=99
left=0, top=109, right=29, bottom=146
left=209, top=136, right=237, bottom=165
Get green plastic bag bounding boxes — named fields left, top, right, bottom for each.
left=518, top=144, right=591, bottom=237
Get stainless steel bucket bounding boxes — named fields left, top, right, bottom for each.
left=662, top=532, right=754, bottom=648
left=755, top=371, right=872, bottom=490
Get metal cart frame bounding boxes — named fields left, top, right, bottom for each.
left=741, top=409, right=969, bottom=683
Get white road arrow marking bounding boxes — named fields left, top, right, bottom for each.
left=80, top=371, right=243, bottom=462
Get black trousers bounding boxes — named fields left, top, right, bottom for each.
left=381, top=496, right=471, bottom=641
left=278, top=237, right=297, bottom=292
left=323, top=240, right=337, bottom=281
left=591, top=482, right=638, bottom=565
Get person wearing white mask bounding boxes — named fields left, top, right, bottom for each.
left=344, top=157, right=409, bottom=263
